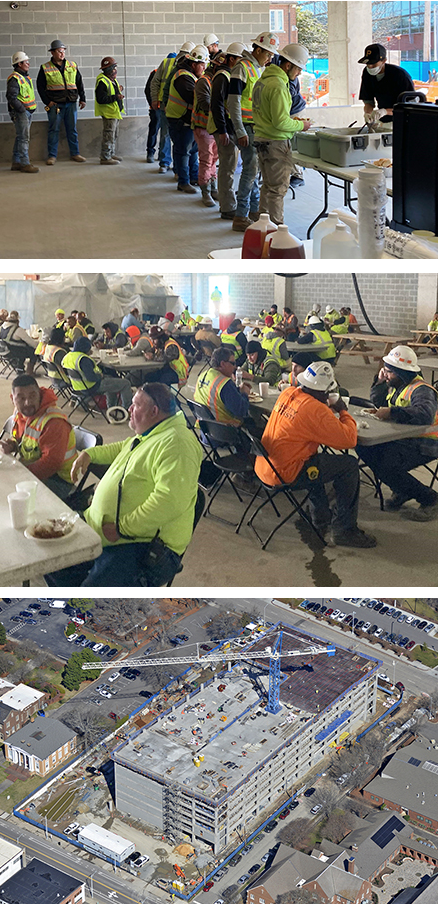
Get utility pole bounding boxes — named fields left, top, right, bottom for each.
left=424, top=1, right=432, bottom=66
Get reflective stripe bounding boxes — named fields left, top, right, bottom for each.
left=165, top=338, right=190, bottom=387
left=166, top=69, right=197, bottom=119
left=261, top=335, right=289, bottom=367
left=308, top=329, right=336, bottom=360
left=221, top=331, right=243, bottom=357
left=240, top=59, right=260, bottom=123
left=7, top=71, right=36, bottom=111
left=43, top=60, right=77, bottom=92
left=62, top=350, right=102, bottom=391
left=388, top=377, right=438, bottom=439
left=191, top=72, right=212, bottom=130
left=195, top=367, right=241, bottom=425
left=14, top=408, right=76, bottom=482
left=158, top=56, right=176, bottom=103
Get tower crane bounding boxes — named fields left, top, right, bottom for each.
left=82, top=632, right=335, bottom=715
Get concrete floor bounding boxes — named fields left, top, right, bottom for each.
left=0, top=156, right=350, bottom=259
left=0, top=354, right=436, bottom=589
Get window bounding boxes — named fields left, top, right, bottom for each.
left=270, top=9, right=284, bottom=31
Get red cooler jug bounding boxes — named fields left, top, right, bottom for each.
left=242, top=214, right=277, bottom=259
left=268, top=224, right=305, bottom=259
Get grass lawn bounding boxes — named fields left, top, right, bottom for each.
left=404, top=599, right=438, bottom=622
left=412, top=645, right=438, bottom=667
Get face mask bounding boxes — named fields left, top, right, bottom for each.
left=367, top=64, right=382, bottom=76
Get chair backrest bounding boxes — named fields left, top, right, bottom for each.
left=199, top=419, right=251, bottom=453
left=244, top=427, right=288, bottom=486
left=193, top=486, right=206, bottom=530
left=187, top=398, right=214, bottom=422
left=0, top=414, right=15, bottom=439
left=73, top=425, right=103, bottom=453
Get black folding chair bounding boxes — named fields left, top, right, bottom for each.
left=39, top=360, right=72, bottom=407
left=66, top=368, right=111, bottom=427
left=186, top=400, right=222, bottom=492
left=65, top=426, right=103, bottom=509
left=166, top=487, right=206, bottom=586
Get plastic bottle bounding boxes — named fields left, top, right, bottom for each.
left=312, top=212, right=340, bottom=259
left=235, top=366, right=243, bottom=388
left=241, top=213, right=277, bottom=260
left=320, top=222, right=360, bottom=259
left=353, top=168, right=387, bottom=258
left=268, top=224, right=305, bottom=259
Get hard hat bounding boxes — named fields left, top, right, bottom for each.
left=308, top=315, right=323, bottom=325
left=12, top=51, right=29, bottom=65
left=383, top=345, right=420, bottom=373
left=101, top=56, right=117, bottom=70
left=326, top=305, right=335, bottom=313
left=106, top=405, right=129, bottom=425
left=202, top=316, right=213, bottom=325
left=195, top=314, right=203, bottom=322
left=225, top=41, right=246, bottom=57
left=179, top=41, right=196, bottom=54
left=252, top=32, right=280, bottom=53
left=312, top=303, right=321, bottom=313
left=49, top=39, right=66, bottom=52
left=279, top=43, right=309, bottom=70
left=203, top=33, right=219, bottom=46
left=297, top=361, right=336, bottom=392
left=188, top=44, right=210, bottom=64
left=55, top=308, right=66, bottom=316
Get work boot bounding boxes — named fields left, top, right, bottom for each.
left=46, top=157, right=56, bottom=165
left=11, top=161, right=21, bottom=171
left=384, top=493, right=410, bottom=511
left=146, top=155, right=155, bottom=163
left=112, top=154, right=123, bottom=161
left=402, top=496, right=438, bottom=522
left=221, top=210, right=237, bottom=220
left=20, top=163, right=39, bottom=173
left=232, top=215, right=253, bottom=232
left=100, top=158, right=119, bottom=165
left=290, top=175, right=305, bottom=188
left=331, top=528, right=377, bottom=548
left=200, top=184, right=215, bottom=207
left=210, top=177, right=219, bottom=200
left=177, top=183, right=197, bottom=194
left=158, top=165, right=169, bottom=173
left=71, top=154, right=86, bottom=162
left=249, top=211, right=260, bottom=222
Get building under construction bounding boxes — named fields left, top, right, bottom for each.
left=112, top=624, right=380, bottom=854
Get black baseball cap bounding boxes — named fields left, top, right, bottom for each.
left=358, top=43, right=387, bottom=65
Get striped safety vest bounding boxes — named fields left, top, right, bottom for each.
left=308, top=328, right=336, bottom=360
left=207, top=68, right=230, bottom=134
left=247, top=352, right=281, bottom=385
left=94, top=72, right=124, bottom=119
left=42, top=59, right=78, bottom=93
left=158, top=55, right=176, bottom=103
left=221, top=330, right=244, bottom=357
left=43, top=344, right=68, bottom=383
left=239, top=58, right=261, bottom=123
left=164, top=338, right=189, bottom=387
left=330, top=315, right=350, bottom=335
left=61, top=350, right=102, bottom=391
left=387, top=377, right=438, bottom=440
left=191, top=71, right=212, bottom=130
left=261, top=334, right=289, bottom=367
left=7, top=71, right=37, bottom=112
left=166, top=69, right=197, bottom=119
left=195, top=367, right=241, bottom=425
left=12, top=407, right=76, bottom=483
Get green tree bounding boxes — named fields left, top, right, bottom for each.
left=0, top=622, right=6, bottom=645
left=296, top=6, right=328, bottom=57
left=62, top=649, right=101, bottom=691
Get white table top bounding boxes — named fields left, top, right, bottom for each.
left=93, top=352, right=163, bottom=372
left=209, top=239, right=314, bottom=260
left=286, top=339, right=332, bottom=353
left=417, top=356, right=438, bottom=371
left=0, top=456, right=102, bottom=586
left=291, top=151, right=393, bottom=196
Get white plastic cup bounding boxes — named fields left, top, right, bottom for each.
left=16, top=480, right=38, bottom=514
left=259, top=382, right=269, bottom=398
left=8, top=490, right=30, bottom=529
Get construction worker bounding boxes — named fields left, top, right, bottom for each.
left=43, top=326, right=69, bottom=388
left=145, top=66, right=159, bottom=163
left=220, top=318, right=247, bottom=366
left=96, top=322, right=128, bottom=349
left=304, top=303, right=322, bottom=327
left=297, top=315, right=336, bottom=363
left=324, top=305, right=341, bottom=329
left=255, top=361, right=377, bottom=548
left=166, top=45, right=209, bottom=195
left=358, top=42, right=413, bottom=124
left=329, top=307, right=350, bottom=335
left=279, top=350, right=315, bottom=388
left=6, top=50, right=39, bottom=173
left=0, top=310, right=38, bottom=374
left=259, top=304, right=282, bottom=325
left=281, top=307, right=300, bottom=340
left=357, top=346, right=438, bottom=522
left=194, top=345, right=251, bottom=425
left=62, top=336, right=132, bottom=411
left=261, top=320, right=290, bottom=368
left=203, top=33, right=220, bottom=58
left=144, top=326, right=189, bottom=387
left=427, top=311, right=438, bottom=331
left=64, top=315, right=88, bottom=346
left=37, top=39, right=86, bottom=165
left=178, top=307, right=197, bottom=329
left=228, top=31, right=280, bottom=231
left=207, top=42, right=245, bottom=220
left=253, top=43, right=311, bottom=225
left=191, top=54, right=221, bottom=207
left=121, top=307, right=144, bottom=331
left=270, top=51, right=308, bottom=188
left=150, top=49, right=179, bottom=172
left=95, top=56, right=124, bottom=165
left=241, top=340, right=282, bottom=386
left=54, top=308, right=67, bottom=329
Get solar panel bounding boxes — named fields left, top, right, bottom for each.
left=371, top=815, right=405, bottom=849
left=408, top=757, right=421, bottom=767
left=423, top=760, right=438, bottom=775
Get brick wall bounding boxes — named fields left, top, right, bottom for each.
left=161, top=272, right=193, bottom=309
left=288, top=273, right=421, bottom=334
left=0, top=1, right=270, bottom=123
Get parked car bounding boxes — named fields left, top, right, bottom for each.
left=237, top=875, right=250, bottom=885
left=386, top=607, right=396, bottom=617
left=107, top=648, right=118, bottom=657
left=248, top=864, right=261, bottom=874
left=380, top=606, right=389, bottom=615
left=374, top=627, right=383, bottom=638
left=424, top=623, right=435, bottom=633
left=400, top=636, right=410, bottom=647
left=397, top=613, right=407, bottom=623
left=261, top=853, right=271, bottom=863
left=363, top=622, right=371, bottom=631
left=67, top=633, right=78, bottom=643
left=396, top=681, right=405, bottom=692
left=380, top=631, right=389, bottom=642
left=64, top=822, right=80, bottom=835
left=290, top=800, right=299, bottom=810
left=19, top=610, right=33, bottom=618
left=39, top=610, right=51, bottom=616
left=92, top=642, right=103, bottom=652
left=369, top=624, right=378, bottom=634
left=30, top=602, right=41, bottom=610
left=108, top=672, right=120, bottom=682
left=203, top=881, right=214, bottom=892
left=311, top=804, right=323, bottom=815
left=326, top=608, right=333, bottom=617
left=134, top=855, right=149, bottom=868
left=304, top=787, right=315, bottom=798
left=373, top=602, right=383, bottom=612
left=418, top=620, right=428, bottom=630
left=411, top=618, right=420, bottom=628
left=392, top=610, right=401, bottom=620
left=357, top=620, right=365, bottom=630
left=405, top=615, right=414, bottom=624
left=100, top=690, right=112, bottom=699
left=265, top=820, right=278, bottom=831
left=344, top=615, right=353, bottom=625
left=378, top=673, right=390, bottom=682
left=405, top=640, right=415, bottom=650
left=125, top=852, right=141, bottom=865
left=279, top=808, right=290, bottom=819
left=10, top=616, right=22, bottom=622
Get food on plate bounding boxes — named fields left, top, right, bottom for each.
left=29, top=516, right=76, bottom=539
left=373, top=158, right=392, bottom=168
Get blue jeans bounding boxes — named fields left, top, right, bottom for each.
left=11, top=109, right=32, bottom=165
left=147, top=107, right=159, bottom=157
left=45, top=540, right=181, bottom=587
left=157, top=108, right=172, bottom=167
left=168, top=118, right=198, bottom=186
left=47, top=101, right=79, bottom=158
left=235, top=124, right=260, bottom=218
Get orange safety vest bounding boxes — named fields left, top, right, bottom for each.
left=191, top=72, right=212, bottom=130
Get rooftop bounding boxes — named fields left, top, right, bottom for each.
left=0, top=858, right=81, bottom=904
left=0, top=840, right=21, bottom=870
left=364, top=739, right=438, bottom=822
left=5, top=716, right=76, bottom=760
left=0, top=683, right=44, bottom=711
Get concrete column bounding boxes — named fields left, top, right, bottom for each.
left=328, top=2, right=372, bottom=107
left=273, top=275, right=286, bottom=308
left=417, top=274, right=438, bottom=327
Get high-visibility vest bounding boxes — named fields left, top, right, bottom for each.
left=247, top=353, right=280, bottom=384
left=61, top=350, right=102, bottom=391
left=105, top=328, right=126, bottom=347
left=42, top=59, right=78, bottom=94
left=221, top=330, right=244, bottom=357
left=179, top=311, right=196, bottom=329
left=194, top=367, right=241, bottom=425
left=387, top=377, right=438, bottom=440
left=159, top=55, right=177, bottom=103
left=94, top=72, right=124, bottom=119
left=7, top=71, right=37, bottom=112
left=308, top=328, right=336, bottom=360
left=261, top=335, right=289, bottom=367
left=164, top=338, right=189, bottom=387
left=325, top=309, right=341, bottom=327
left=166, top=69, right=197, bottom=119
left=260, top=309, right=282, bottom=326
left=191, top=72, right=212, bottom=130
left=207, top=68, right=230, bottom=134
left=428, top=320, right=438, bottom=331
left=330, top=315, right=350, bottom=335
left=12, top=407, right=76, bottom=483
left=43, top=345, right=68, bottom=383
left=64, top=323, right=88, bottom=344
left=0, top=323, right=28, bottom=348
left=239, top=59, right=261, bottom=123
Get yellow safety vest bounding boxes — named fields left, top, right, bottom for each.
left=7, top=71, right=37, bottom=112
left=239, top=59, right=260, bottom=123
left=64, top=323, right=88, bottom=344
left=221, top=331, right=244, bottom=357
left=195, top=367, right=241, bottom=425
left=330, top=315, right=350, bottom=335
left=428, top=320, right=438, bottom=331
left=94, top=72, right=124, bottom=119
left=325, top=310, right=341, bottom=326
left=61, top=350, right=102, bottom=391
left=179, top=311, right=197, bottom=329
left=387, top=377, right=438, bottom=439
left=191, top=72, right=212, bottom=130
left=42, top=59, right=78, bottom=94
left=207, top=68, right=230, bottom=134
left=166, top=69, right=197, bottom=119
left=164, top=338, right=189, bottom=387
left=261, top=335, right=289, bottom=367
left=158, top=56, right=176, bottom=104
left=43, top=345, right=69, bottom=383
left=247, top=353, right=280, bottom=385
left=12, top=408, right=76, bottom=483
left=308, top=328, right=336, bottom=360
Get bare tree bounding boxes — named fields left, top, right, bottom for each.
left=0, top=651, right=17, bottom=675
left=277, top=818, right=314, bottom=850
left=13, top=662, right=32, bottom=682
left=62, top=706, right=111, bottom=750
left=276, top=888, right=318, bottom=903
left=323, top=810, right=353, bottom=844
left=313, top=781, right=344, bottom=818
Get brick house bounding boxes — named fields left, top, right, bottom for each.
left=0, top=682, right=47, bottom=742
left=363, top=739, right=438, bottom=834
left=4, top=716, right=76, bottom=776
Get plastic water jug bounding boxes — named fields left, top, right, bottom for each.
left=320, top=223, right=360, bottom=259
left=241, top=213, right=277, bottom=259
left=268, top=224, right=305, bottom=259
left=312, top=212, right=340, bottom=259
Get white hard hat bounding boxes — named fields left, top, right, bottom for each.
left=225, top=41, right=246, bottom=57
left=106, top=405, right=130, bottom=424
left=297, top=361, right=337, bottom=392
left=12, top=51, right=29, bottom=65
left=383, top=345, right=420, bottom=373
left=308, top=315, right=323, bottom=326
left=279, top=43, right=309, bottom=70
left=326, top=305, right=335, bottom=313
left=312, top=303, right=321, bottom=313
left=179, top=41, right=196, bottom=53
left=252, top=32, right=280, bottom=53
left=202, top=316, right=213, bottom=325
left=203, top=33, right=219, bottom=46
left=188, top=44, right=210, bottom=64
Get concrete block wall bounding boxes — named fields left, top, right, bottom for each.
left=0, top=0, right=270, bottom=123
left=162, top=272, right=193, bottom=309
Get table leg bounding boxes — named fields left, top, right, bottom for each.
left=344, top=180, right=357, bottom=215
left=306, top=171, right=330, bottom=238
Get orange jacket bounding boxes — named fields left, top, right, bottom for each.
left=255, top=386, right=358, bottom=486
left=12, top=386, right=73, bottom=482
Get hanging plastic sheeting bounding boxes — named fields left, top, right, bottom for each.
left=31, top=273, right=183, bottom=331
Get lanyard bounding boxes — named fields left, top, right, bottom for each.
left=115, top=437, right=141, bottom=539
